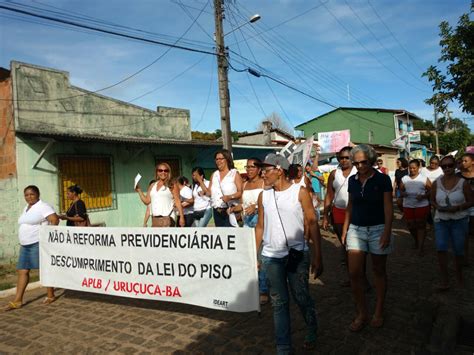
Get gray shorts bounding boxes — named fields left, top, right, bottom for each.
left=346, top=224, right=393, bottom=255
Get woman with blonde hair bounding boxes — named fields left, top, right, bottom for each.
left=136, top=162, right=185, bottom=227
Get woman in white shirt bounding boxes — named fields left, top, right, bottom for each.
left=421, top=156, right=443, bottom=183
left=400, top=159, right=431, bottom=256
left=191, top=167, right=212, bottom=227
left=199, top=149, right=243, bottom=227
left=136, top=162, right=185, bottom=227
left=3, top=185, right=59, bottom=311
left=177, top=176, right=194, bottom=227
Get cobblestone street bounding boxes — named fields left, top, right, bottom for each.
left=1, top=211, right=473, bottom=354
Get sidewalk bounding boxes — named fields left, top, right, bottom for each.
left=1, top=212, right=473, bottom=354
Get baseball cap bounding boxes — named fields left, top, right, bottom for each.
left=256, top=153, right=290, bottom=170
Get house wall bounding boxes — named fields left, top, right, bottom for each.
left=0, top=77, right=21, bottom=263
left=11, top=61, right=191, bottom=141
left=297, top=110, right=397, bottom=146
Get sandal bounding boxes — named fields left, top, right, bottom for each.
left=3, top=301, right=22, bottom=312
left=259, top=294, right=269, bottom=305
left=43, top=296, right=57, bottom=305
left=349, top=317, right=368, bottom=332
left=370, top=317, right=384, bottom=328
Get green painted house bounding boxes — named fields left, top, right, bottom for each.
left=295, top=107, right=423, bottom=146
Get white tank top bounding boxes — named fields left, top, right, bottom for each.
left=211, top=169, right=238, bottom=208
left=333, top=166, right=357, bottom=209
left=292, top=178, right=306, bottom=188
left=402, top=174, right=429, bottom=208
left=435, top=178, right=468, bottom=221
left=150, top=182, right=174, bottom=217
left=262, top=184, right=305, bottom=258
left=242, top=184, right=263, bottom=212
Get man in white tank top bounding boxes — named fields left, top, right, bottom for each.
left=255, top=153, right=323, bottom=353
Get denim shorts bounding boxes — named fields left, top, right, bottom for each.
left=434, top=217, right=468, bottom=256
left=17, top=242, right=40, bottom=270
left=346, top=224, right=392, bottom=255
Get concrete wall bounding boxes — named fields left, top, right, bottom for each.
left=11, top=61, right=191, bottom=141
left=297, top=109, right=397, bottom=146
left=0, top=76, right=20, bottom=264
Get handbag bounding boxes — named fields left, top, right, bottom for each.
left=73, top=202, right=91, bottom=227
left=152, top=209, right=175, bottom=227
left=273, top=190, right=304, bottom=273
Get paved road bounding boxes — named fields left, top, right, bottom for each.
left=1, top=212, right=473, bottom=354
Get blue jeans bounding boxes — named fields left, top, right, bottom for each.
left=262, top=251, right=317, bottom=354
left=193, top=208, right=212, bottom=227
left=435, top=217, right=468, bottom=255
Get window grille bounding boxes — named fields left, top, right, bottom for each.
left=58, top=156, right=115, bottom=212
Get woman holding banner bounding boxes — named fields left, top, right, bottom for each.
left=199, top=149, right=243, bottom=227
left=135, top=162, right=185, bottom=227
left=255, top=153, right=323, bottom=353
left=3, top=185, right=59, bottom=311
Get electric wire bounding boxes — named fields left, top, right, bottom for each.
left=227, top=3, right=379, bottom=108
left=367, top=0, right=426, bottom=72
left=319, top=1, right=429, bottom=93
left=343, top=0, right=429, bottom=87
left=193, top=56, right=215, bottom=129
left=226, top=4, right=294, bottom=128
left=229, top=2, right=381, bottom=108
left=0, top=2, right=215, bottom=102
left=224, top=5, right=267, bottom=119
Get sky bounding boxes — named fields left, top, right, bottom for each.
left=1, top=0, right=472, bottom=134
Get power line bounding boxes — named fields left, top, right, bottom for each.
left=225, top=5, right=267, bottom=119
left=228, top=2, right=380, bottom=108
left=226, top=4, right=294, bottom=127
left=367, top=0, right=426, bottom=72
left=0, top=2, right=215, bottom=102
left=343, top=0, right=429, bottom=87
left=319, top=1, right=429, bottom=93
left=194, top=57, right=215, bottom=130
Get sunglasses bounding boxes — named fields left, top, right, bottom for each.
left=440, top=164, right=454, bottom=170
left=338, top=156, right=350, bottom=161
left=261, top=167, right=276, bottom=174
left=245, top=165, right=257, bottom=169
left=156, top=169, right=170, bottom=173
left=353, top=160, right=369, bottom=167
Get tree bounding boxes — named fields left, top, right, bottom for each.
left=420, top=115, right=474, bottom=154
left=257, top=112, right=292, bottom=134
left=423, top=13, right=474, bottom=115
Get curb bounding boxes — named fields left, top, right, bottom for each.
left=0, top=281, right=43, bottom=299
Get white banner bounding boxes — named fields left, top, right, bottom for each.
left=40, top=226, right=259, bottom=313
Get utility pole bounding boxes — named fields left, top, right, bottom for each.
left=434, top=107, right=440, bottom=155
left=214, top=0, right=232, bottom=152
left=406, top=112, right=411, bottom=157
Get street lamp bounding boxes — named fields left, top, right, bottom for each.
left=224, top=14, right=261, bottom=37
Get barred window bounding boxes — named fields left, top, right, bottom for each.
left=58, top=156, right=116, bottom=213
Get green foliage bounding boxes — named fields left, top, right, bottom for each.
left=413, top=119, right=435, bottom=130
left=191, top=129, right=248, bottom=142
left=423, top=13, right=474, bottom=115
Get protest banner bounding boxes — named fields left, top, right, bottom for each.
left=40, top=226, right=259, bottom=313
left=317, top=130, right=350, bottom=153
left=289, top=136, right=314, bottom=166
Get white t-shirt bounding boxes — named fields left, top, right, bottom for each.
left=180, top=186, right=194, bottom=215
left=18, top=200, right=56, bottom=245
left=193, top=180, right=211, bottom=211
left=421, top=167, right=443, bottom=183
left=402, top=174, right=429, bottom=208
